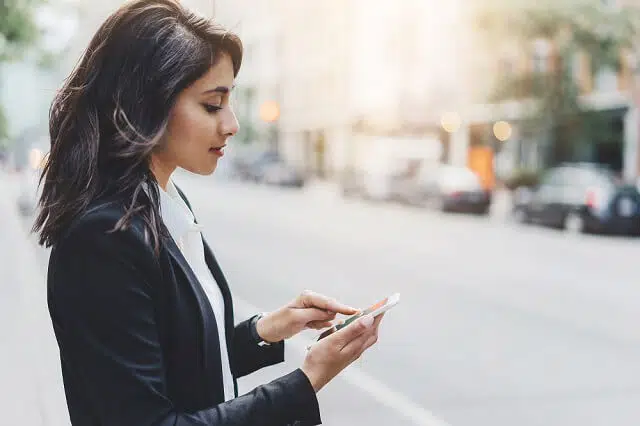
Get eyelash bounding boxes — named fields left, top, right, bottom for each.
left=202, top=104, right=222, bottom=114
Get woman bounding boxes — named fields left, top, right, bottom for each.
left=34, top=1, right=384, bottom=425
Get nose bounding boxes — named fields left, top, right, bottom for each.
left=220, top=107, right=239, bottom=138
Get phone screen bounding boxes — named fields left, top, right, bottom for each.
left=360, top=297, right=389, bottom=316
left=338, top=296, right=388, bottom=329
left=316, top=296, right=390, bottom=341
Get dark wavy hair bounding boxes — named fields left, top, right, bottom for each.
left=33, top=0, right=242, bottom=250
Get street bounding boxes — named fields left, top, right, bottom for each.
left=2, top=171, right=640, bottom=426
left=179, top=173, right=640, bottom=426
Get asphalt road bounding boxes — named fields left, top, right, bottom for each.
left=176, top=172, right=640, bottom=426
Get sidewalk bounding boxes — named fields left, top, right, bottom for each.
left=0, top=173, right=70, bottom=426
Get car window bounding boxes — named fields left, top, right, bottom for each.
left=566, top=168, right=616, bottom=190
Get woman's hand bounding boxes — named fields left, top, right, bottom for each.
left=301, top=313, right=384, bottom=392
left=255, top=290, right=359, bottom=343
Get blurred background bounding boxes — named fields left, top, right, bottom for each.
left=1, top=0, right=640, bottom=425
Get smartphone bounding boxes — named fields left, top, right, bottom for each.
left=315, top=293, right=400, bottom=342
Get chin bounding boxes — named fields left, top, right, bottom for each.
left=185, top=162, right=218, bottom=176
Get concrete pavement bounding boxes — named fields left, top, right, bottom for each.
left=0, top=173, right=70, bottom=426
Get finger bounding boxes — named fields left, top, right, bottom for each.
left=296, top=307, right=336, bottom=324
left=372, top=312, right=385, bottom=329
left=299, top=290, right=358, bottom=315
left=328, top=314, right=374, bottom=349
left=352, top=333, right=379, bottom=362
left=342, top=328, right=376, bottom=360
left=306, top=320, right=334, bottom=330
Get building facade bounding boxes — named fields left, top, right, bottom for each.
left=217, top=0, right=640, bottom=183
left=458, top=0, right=640, bottom=183
left=217, top=0, right=468, bottom=179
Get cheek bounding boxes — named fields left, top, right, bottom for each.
left=167, top=105, right=218, bottom=153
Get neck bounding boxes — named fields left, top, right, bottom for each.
left=150, top=155, right=176, bottom=191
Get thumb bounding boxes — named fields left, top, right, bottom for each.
left=328, top=314, right=374, bottom=348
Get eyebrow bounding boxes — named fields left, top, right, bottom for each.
left=202, top=85, right=235, bottom=95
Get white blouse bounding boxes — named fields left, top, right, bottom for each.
left=157, top=180, right=235, bottom=401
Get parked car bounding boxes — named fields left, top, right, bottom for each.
left=232, top=151, right=274, bottom=181
left=512, top=163, right=640, bottom=235
left=232, top=150, right=305, bottom=187
left=230, top=151, right=279, bottom=182
left=418, top=165, right=492, bottom=214
left=261, top=162, right=305, bottom=188
left=341, top=159, right=426, bottom=204
left=386, top=159, right=425, bottom=205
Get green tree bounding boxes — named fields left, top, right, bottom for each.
left=475, top=0, right=640, bottom=166
left=0, top=0, right=41, bottom=145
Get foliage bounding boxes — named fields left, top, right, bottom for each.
left=0, top=0, right=42, bottom=144
left=475, top=0, right=640, bottom=164
left=503, top=168, right=543, bottom=191
left=0, top=0, right=41, bottom=62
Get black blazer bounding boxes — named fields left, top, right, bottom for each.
left=47, top=189, right=321, bottom=426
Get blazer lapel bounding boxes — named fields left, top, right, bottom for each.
left=163, top=233, right=221, bottom=370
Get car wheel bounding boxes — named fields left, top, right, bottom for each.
left=564, top=212, right=585, bottom=234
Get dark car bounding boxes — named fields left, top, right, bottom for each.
left=512, top=163, right=640, bottom=235
left=418, top=165, right=492, bottom=215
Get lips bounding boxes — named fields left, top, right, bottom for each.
left=209, top=144, right=226, bottom=157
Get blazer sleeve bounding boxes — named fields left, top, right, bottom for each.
left=231, top=316, right=285, bottom=378
left=49, top=215, right=321, bottom=426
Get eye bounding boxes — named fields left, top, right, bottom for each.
left=202, top=104, right=222, bottom=114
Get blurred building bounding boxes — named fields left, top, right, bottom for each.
left=217, top=0, right=468, bottom=180
left=0, top=0, right=78, bottom=169
left=462, top=0, right=640, bottom=184
left=215, top=0, right=284, bottom=155
left=63, top=0, right=217, bottom=81
left=43, top=0, right=640, bottom=185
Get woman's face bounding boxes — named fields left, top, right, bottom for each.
left=154, top=52, right=239, bottom=181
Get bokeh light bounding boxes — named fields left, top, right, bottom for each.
left=493, top=120, right=512, bottom=141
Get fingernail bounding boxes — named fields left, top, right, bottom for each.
left=361, top=315, right=374, bottom=328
